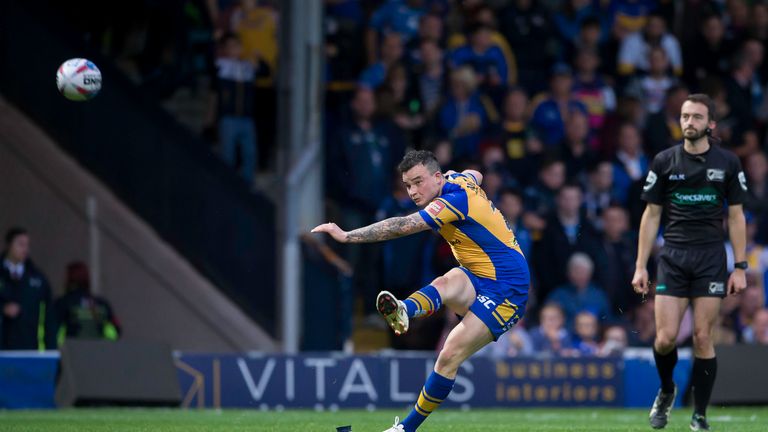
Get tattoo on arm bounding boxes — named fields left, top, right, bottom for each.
left=346, top=213, right=429, bottom=243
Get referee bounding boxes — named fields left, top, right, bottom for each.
left=632, top=94, right=748, bottom=431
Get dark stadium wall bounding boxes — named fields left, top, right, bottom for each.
left=0, top=97, right=276, bottom=352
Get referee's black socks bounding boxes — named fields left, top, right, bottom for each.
left=653, top=347, right=678, bottom=394
left=692, top=356, right=717, bottom=416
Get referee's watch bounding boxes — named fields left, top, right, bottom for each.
left=734, top=261, right=749, bottom=270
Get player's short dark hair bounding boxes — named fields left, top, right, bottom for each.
left=4, top=227, right=28, bottom=245
left=398, top=150, right=441, bottom=174
left=685, top=93, right=717, bottom=121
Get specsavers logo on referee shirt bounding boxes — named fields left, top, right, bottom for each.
left=670, top=187, right=719, bottom=206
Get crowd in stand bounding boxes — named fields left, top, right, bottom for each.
left=41, top=0, right=768, bottom=355
left=322, top=0, right=768, bottom=355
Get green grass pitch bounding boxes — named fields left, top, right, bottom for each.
left=1, top=407, right=766, bottom=432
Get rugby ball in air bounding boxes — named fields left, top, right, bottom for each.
left=56, top=58, right=102, bottom=101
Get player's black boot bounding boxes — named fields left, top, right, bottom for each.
left=689, top=413, right=710, bottom=431
left=649, top=386, right=676, bottom=429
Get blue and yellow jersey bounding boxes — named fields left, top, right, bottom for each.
left=418, top=173, right=529, bottom=285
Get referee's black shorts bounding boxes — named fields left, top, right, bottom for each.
left=655, top=243, right=728, bottom=298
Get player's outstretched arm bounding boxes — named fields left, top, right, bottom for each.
left=311, top=212, right=430, bottom=244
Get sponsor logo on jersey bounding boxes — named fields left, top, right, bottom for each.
left=670, top=187, right=719, bottom=206
left=708, top=282, right=724, bottom=295
left=426, top=200, right=445, bottom=217
left=739, top=171, right=748, bottom=191
left=643, top=170, right=658, bottom=192
left=669, top=174, right=685, bottom=180
left=706, top=169, right=725, bottom=182
left=671, top=193, right=718, bottom=204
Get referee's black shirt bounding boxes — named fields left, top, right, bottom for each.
left=641, top=144, right=748, bottom=247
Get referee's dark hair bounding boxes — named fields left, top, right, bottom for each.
left=4, top=227, right=28, bottom=246
left=398, top=150, right=441, bottom=175
left=685, top=93, right=717, bottom=122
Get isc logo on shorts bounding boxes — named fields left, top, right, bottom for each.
left=477, top=294, right=496, bottom=309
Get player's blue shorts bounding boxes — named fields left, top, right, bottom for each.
left=458, top=267, right=529, bottom=341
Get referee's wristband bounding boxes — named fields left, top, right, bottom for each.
left=734, top=261, right=749, bottom=270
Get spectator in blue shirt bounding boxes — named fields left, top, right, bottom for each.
left=359, top=33, right=404, bottom=89
left=547, top=252, right=612, bottom=328
left=607, top=0, right=657, bottom=35
left=612, top=122, right=648, bottom=204
left=531, top=63, right=588, bottom=146
left=366, top=0, right=426, bottom=65
left=618, top=13, right=683, bottom=77
left=437, top=66, right=494, bottom=162
left=573, top=310, right=600, bottom=356
left=406, top=13, right=445, bottom=64
left=530, top=303, right=575, bottom=356
left=553, top=0, right=604, bottom=45
left=449, top=24, right=510, bottom=94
